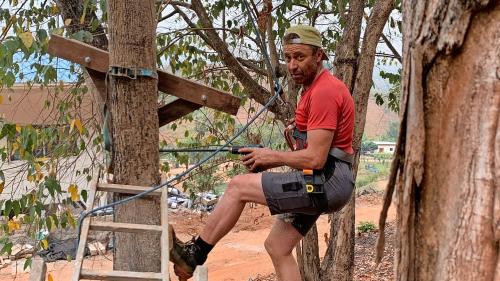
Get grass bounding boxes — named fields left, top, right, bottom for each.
left=355, top=160, right=391, bottom=189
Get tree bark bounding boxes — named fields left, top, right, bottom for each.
left=107, top=0, right=161, bottom=275
left=381, top=1, right=500, bottom=280
left=55, top=0, right=109, bottom=123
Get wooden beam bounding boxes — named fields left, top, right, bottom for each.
left=89, top=221, right=163, bottom=233
left=158, top=99, right=201, bottom=126
left=48, top=35, right=241, bottom=116
left=72, top=180, right=98, bottom=281
left=97, top=183, right=163, bottom=196
left=157, top=71, right=239, bottom=115
left=29, top=257, right=46, bottom=281
left=83, top=70, right=199, bottom=127
left=80, top=269, right=162, bottom=280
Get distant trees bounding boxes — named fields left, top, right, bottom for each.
left=361, top=141, right=378, bottom=154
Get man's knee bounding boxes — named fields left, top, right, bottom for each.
left=265, top=236, right=292, bottom=258
left=225, top=175, right=245, bottom=198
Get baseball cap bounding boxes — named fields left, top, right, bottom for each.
left=283, top=25, right=328, bottom=60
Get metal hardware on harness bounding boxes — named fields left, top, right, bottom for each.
left=302, top=169, right=325, bottom=194
left=108, top=66, right=158, bottom=80
left=286, top=127, right=354, bottom=164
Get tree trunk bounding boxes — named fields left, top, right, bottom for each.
left=297, top=0, right=394, bottom=280
left=391, top=1, right=499, bottom=280
left=107, top=0, right=161, bottom=275
left=55, top=0, right=109, bottom=126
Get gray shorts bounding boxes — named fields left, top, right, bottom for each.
left=262, top=159, right=354, bottom=235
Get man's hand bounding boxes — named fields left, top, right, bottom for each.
left=239, top=147, right=282, bottom=172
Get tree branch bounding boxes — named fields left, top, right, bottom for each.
left=169, top=1, right=191, bottom=9
left=189, top=0, right=290, bottom=121
left=353, top=0, right=395, bottom=149
left=158, top=9, right=178, bottom=23
left=364, top=12, right=402, bottom=63
left=172, top=4, right=211, bottom=45
left=237, top=58, right=267, bottom=76
left=266, top=1, right=281, bottom=77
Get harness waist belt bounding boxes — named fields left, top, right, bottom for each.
left=329, top=147, right=354, bottom=164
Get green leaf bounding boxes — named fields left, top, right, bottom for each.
left=81, top=190, right=88, bottom=202
left=50, top=27, right=64, bottom=36
left=0, top=241, right=13, bottom=255
left=45, top=217, right=52, bottom=231
left=51, top=214, right=59, bottom=229
left=70, top=30, right=93, bottom=43
left=4, top=200, right=12, bottom=217
left=23, top=257, right=32, bottom=270
left=12, top=200, right=20, bottom=216
left=20, top=196, right=27, bottom=209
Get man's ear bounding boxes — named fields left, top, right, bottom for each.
left=316, top=49, right=323, bottom=63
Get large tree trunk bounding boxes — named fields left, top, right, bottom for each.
left=384, top=1, right=499, bottom=280
left=107, top=0, right=161, bottom=275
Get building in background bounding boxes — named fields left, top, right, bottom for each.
left=374, top=141, right=396, bottom=154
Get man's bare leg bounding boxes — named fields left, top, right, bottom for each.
left=199, top=173, right=267, bottom=244
left=265, top=219, right=303, bottom=281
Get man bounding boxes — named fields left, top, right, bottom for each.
left=170, top=25, right=355, bottom=280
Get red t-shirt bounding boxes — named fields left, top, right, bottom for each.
left=295, top=69, right=355, bottom=154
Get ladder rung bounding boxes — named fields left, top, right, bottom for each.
left=97, top=183, right=162, bottom=196
left=80, top=269, right=162, bottom=280
left=89, top=221, right=163, bottom=233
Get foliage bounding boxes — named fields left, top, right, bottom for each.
left=381, top=121, right=399, bottom=142
left=357, top=221, right=377, bottom=233
left=361, top=141, right=378, bottom=154
left=374, top=69, right=401, bottom=113
left=356, top=161, right=390, bottom=188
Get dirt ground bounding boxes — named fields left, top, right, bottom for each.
left=1, top=180, right=396, bottom=281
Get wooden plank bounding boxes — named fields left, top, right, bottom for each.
left=193, top=266, right=208, bottom=281
left=160, top=188, right=169, bottom=281
left=97, top=183, right=162, bottom=196
left=82, top=70, right=199, bottom=127
left=157, top=71, right=240, bottom=115
left=89, top=221, right=163, bottom=233
left=72, top=180, right=98, bottom=281
left=48, top=35, right=109, bottom=73
left=47, top=35, right=241, bottom=115
left=86, top=69, right=108, bottom=102
left=158, top=99, right=201, bottom=127
left=80, top=269, right=162, bottom=280
left=29, top=257, right=46, bottom=281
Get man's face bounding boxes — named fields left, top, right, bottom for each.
left=284, top=44, right=322, bottom=85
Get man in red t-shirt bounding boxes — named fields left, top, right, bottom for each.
left=170, top=25, right=355, bottom=281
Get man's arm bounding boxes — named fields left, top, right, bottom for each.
left=240, top=129, right=334, bottom=171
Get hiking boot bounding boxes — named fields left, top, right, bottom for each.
left=169, top=225, right=206, bottom=278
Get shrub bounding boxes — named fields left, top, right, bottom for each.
left=357, top=221, right=377, bottom=233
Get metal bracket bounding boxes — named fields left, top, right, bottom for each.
left=108, top=66, right=158, bottom=80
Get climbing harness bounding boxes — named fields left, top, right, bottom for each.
left=284, top=126, right=354, bottom=213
